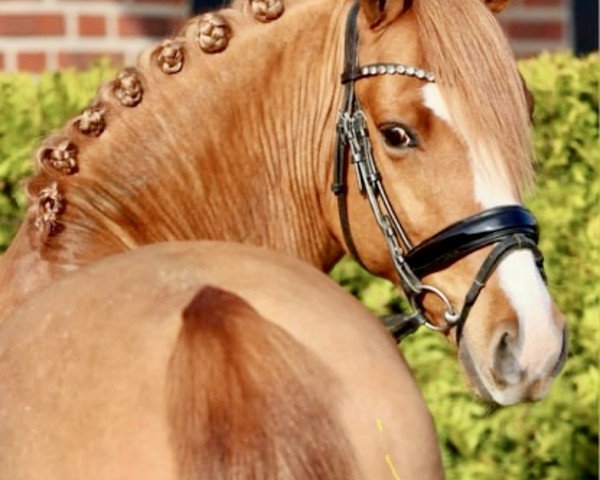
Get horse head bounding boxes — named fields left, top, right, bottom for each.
left=324, top=0, right=567, bottom=405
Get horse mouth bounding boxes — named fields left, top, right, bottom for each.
left=457, top=325, right=568, bottom=405
left=457, top=338, right=495, bottom=403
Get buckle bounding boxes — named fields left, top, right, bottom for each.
left=331, top=182, right=345, bottom=195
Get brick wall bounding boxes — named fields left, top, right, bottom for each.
left=0, top=0, right=189, bottom=73
left=0, top=0, right=572, bottom=73
left=498, top=0, right=571, bottom=58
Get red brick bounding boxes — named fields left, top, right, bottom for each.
left=0, top=15, right=64, bottom=37
left=132, top=0, right=186, bottom=3
left=522, top=0, right=563, bottom=5
left=79, top=15, right=107, bottom=37
left=58, top=52, right=124, bottom=70
left=506, top=21, right=564, bottom=40
left=17, top=51, right=46, bottom=73
left=118, top=15, right=182, bottom=37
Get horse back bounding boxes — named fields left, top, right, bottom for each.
left=0, top=241, right=442, bottom=479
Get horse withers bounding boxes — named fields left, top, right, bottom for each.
left=0, top=242, right=443, bottom=480
left=0, top=0, right=566, bottom=404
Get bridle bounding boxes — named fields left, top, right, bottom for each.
left=332, top=3, right=545, bottom=342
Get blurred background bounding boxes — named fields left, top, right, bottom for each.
left=0, top=0, right=597, bottom=73
left=0, top=1, right=597, bottom=480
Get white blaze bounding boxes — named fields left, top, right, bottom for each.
left=422, top=84, right=559, bottom=375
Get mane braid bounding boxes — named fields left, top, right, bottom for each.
left=415, top=0, right=534, bottom=199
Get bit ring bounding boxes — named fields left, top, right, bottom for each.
left=410, top=284, right=460, bottom=332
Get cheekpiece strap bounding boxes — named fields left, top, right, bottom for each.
left=332, top=2, right=368, bottom=268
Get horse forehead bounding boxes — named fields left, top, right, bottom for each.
left=359, top=12, right=422, bottom=61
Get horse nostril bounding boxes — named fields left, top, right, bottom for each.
left=492, top=332, right=525, bottom=386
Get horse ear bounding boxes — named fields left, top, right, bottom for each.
left=360, top=0, right=407, bottom=28
left=483, top=0, right=511, bottom=13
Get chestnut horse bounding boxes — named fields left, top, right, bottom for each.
left=0, top=242, right=443, bottom=479
left=0, top=0, right=565, bottom=404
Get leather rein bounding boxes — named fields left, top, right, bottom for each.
left=332, top=3, right=545, bottom=342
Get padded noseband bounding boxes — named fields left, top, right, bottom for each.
left=406, top=205, right=540, bottom=278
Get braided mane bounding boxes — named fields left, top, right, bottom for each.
left=25, top=0, right=344, bottom=267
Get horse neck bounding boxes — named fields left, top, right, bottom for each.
left=164, top=0, right=348, bottom=266
left=0, top=0, right=348, bottom=320
left=17, top=1, right=346, bottom=269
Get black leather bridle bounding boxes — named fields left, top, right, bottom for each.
left=332, top=3, right=545, bottom=342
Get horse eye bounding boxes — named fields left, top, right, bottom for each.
left=380, top=124, right=418, bottom=149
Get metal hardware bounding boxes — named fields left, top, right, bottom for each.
left=337, top=106, right=461, bottom=334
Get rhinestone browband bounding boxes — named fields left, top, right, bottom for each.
left=341, top=63, right=436, bottom=84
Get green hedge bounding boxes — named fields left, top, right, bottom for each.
left=1, top=54, right=598, bottom=479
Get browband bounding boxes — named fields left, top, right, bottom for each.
left=341, top=63, right=436, bottom=84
